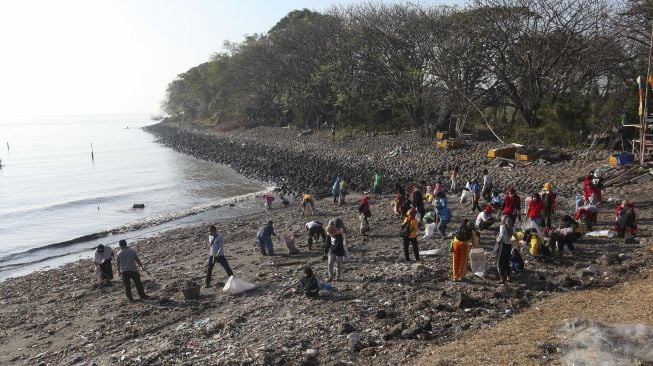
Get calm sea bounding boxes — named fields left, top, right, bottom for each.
left=0, top=115, right=268, bottom=280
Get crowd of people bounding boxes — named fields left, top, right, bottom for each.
left=91, top=168, right=639, bottom=301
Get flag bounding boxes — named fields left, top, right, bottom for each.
left=637, top=76, right=643, bottom=116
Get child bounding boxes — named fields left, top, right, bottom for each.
left=263, top=194, right=275, bottom=210
left=450, top=166, right=459, bottom=192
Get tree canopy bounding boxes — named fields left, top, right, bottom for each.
left=162, top=1, right=653, bottom=147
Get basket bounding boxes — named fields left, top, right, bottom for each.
left=181, top=284, right=201, bottom=300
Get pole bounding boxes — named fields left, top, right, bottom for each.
left=91, top=142, right=94, bottom=161
left=641, top=22, right=653, bottom=164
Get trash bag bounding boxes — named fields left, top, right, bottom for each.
left=284, top=236, right=299, bottom=254
left=469, top=248, right=486, bottom=277
left=222, top=276, right=256, bottom=295
left=585, top=230, right=615, bottom=238
left=423, top=223, right=436, bottom=239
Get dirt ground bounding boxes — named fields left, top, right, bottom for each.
left=1, top=129, right=652, bottom=365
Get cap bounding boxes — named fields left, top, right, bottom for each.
left=484, top=205, right=492, bottom=213
left=96, top=244, right=105, bottom=252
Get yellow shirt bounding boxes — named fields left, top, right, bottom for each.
left=402, top=217, right=419, bottom=239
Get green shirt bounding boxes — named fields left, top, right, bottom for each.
left=374, top=173, right=383, bottom=187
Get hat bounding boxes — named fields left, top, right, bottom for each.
left=484, top=205, right=492, bottom=213
left=543, top=182, right=553, bottom=191
left=96, top=244, right=105, bottom=252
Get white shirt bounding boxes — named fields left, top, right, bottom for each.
left=475, top=212, right=493, bottom=227
left=94, top=246, right=113, bottom=264
left=209, top=234, right=225, bottom=256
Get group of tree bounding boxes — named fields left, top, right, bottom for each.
left=162, top=0, right=653, bottom=147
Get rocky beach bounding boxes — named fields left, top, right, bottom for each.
left=1, top=124, right=652, bottom=365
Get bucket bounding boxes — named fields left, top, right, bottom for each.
left=469, top=248, right=486, bottom=277
left=181, top=284, right=200, bottom=300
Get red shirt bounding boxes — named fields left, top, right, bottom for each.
left=528, top=200, right=544, bottom=219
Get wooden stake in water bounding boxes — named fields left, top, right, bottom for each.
left=91, top=142, right=94, bottom=161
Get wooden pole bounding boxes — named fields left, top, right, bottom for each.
left=91, top=142, right=94, bottom=161
left=641, top=22, right=653, bottom=164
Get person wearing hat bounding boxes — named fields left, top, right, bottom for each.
left=115, top=240, right=149, bottom=301
left=469, top=178, right=482, bottom=213
left=256, top=220, right=276, bottom=255
left=501, top=187, right=521, bottom=224
left=205, top=225, right=233, bottom=288
left=93, top=244, right=115, bottom=281
left=401, top=208, right=420, bottom=261
left=614, top=200, right=637, bottom=238
left=475, top=204, right=496, bottom=230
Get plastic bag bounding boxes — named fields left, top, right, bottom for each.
left=469, top=248, right=486, bottom=277
left=284, top=236, right=299, bottom=254
left=222, top=276, right=256, bottom=295
left=423, top=223, right=436, bottom=239
left=585, top=230, right=615, bottom=238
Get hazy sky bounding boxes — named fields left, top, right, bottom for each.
left=0, top=0, right=464, bottom=116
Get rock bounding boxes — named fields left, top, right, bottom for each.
left=401, top=328, right=414, bottom=339
left=599, top=253, right=621, bottom=266
left=383, top=322, right=403, bottom=340
left=347, top=333, right=362, bottom=352
left=375, top=309, right=387, bottom=319
left=554, top=275, right=581, bottom=289
left=305, top=349, right=318, bottom=358
left=359, top=347, right=377, bottom=356
left=453, top=293, right=477, bottom=308
left=338, top=322, right=355, bottom=335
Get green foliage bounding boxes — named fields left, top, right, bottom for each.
left=161, top=1, right=646, bottom=146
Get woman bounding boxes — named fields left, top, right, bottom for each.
left=496, top=216, right=517, bottom=284
left=541, top=182, right=556, bottom=229
left=331, top=176, right=341, bottom=205
left=401, top=209, right=420, bottom=261
left=450, top=166, right=459, bottom=192
left=527, top=193, right=545, bottom=226
left=614, top=200, right=637, bottom=238
left=451, top=220, right=473, bottom=281
left=326, top=220, right=346, bottom=281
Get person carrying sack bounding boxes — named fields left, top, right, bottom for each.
left=205, top=225, right=234, bottom=288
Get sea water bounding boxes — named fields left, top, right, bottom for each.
left=0, top=115, right=268, bottom=280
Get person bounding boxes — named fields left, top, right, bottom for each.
left=423, top=209, right=436, bottom=224
left=434, top=181, right=444, bottom=195
left=450, top=166, right=459, bottom=192
left=541, top=183, right=556, bottom=229
left=358, top=195, right=372, bottom=234
left=305, top=220, right=326, bottom=250
left=116, top=240, right=149, bottom=301
left=401, top=198, right=413, bottom=219
left=339, top=178, right=348, bottom=205
left=326, top=220, right=346, bottom=281
left=256, top=220, right=276, bottom=255
left=263, top=194, right=275, bottom=210
left=434, top=192, right=452, bottom=239
left=524, top=228, right=550, bottom=258
left=550, top=224, right=583, bottom=256
left=490, top=190, right=503, bottom=209
left=576, top=204, right=599, bottom=231
left=451, top=220, right=473, bottom=281
left=331, top=176, right=341, bottom=205
left=298, top=266, right=319, bottom=298
left=510, top=243, right=525, bottom=275
left=501, top=187, right=521, bottom=224
left=205, top=225, right=234, bottom=288
left=300, top=194, right=315, bottom=217
left=412, top=187, right=426, bottom=220
left=93, top=244, right=115, bottom=281
left=401, top=209, right=420, bottom=261
left=614, top=200, right=637, bottom=238
left=482, top=169, right=493, bottom=202
left=496, top=216, right=517, bottom=284
left=373, top=171, right=384, bottom=198
left=425, top=185, right=434, bottom=204
left=527, top=193, right=545, bottom=226
left=279, top=195, right=290, bottom=208
left=394, top=190, right=405, bottom=216
left=469, top=178, right=482, bottom=212
left=475, top=204, right=496, bottom=230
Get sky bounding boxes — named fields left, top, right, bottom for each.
left=0, top=0, right=464, bottom=116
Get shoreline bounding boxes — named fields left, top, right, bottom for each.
left=1, top=124, right=651, bottom=365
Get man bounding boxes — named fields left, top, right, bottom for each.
left=116, top=240, right=149, bottom=301
left=373, top=171, right=384, bottom=198
left=93, top=244, right=115, bottom=281
left=475, top=204, right=496, bottom=230
left=205, top=225, right=234, bottom=288
left=469, top=179, right=482, bottom=212
left=305, top=220, right=326, bottom=250
left=300, top=194, right=315, bottom=217
left=257, top=220, right=276, bottom=255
